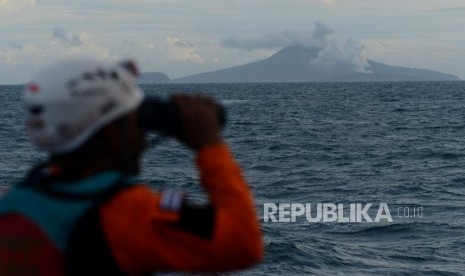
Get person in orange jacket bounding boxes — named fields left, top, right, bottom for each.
left=0, top=57, right=263, bottom=275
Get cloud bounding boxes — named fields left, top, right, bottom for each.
left=0, top=0, right=35, bottom=12
left=7, top=41, right=22, bottom=50
left=0, top=50, right=13, bottom=65
left=167, top=37, right=194, bottom=48
left=123, top=39, right=156, bottom=53
left=145, top=42, right=155, bottom=50
left=0, top=28, right=114, bottom=84
left=0, top=44, right=41, bottom=83
left=323, top=0, right=335, bottom=5
left=166, top=36, right=205, bottom=63
left=52, top=27, right=85, bottom=47
left=49, top=27, right=110, bottom=59
left=221, top=21, right=334, bottom=50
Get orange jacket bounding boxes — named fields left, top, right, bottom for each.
left=0, top=143, right=263, bottom=275
left=100, top=143, right=263, bottom=274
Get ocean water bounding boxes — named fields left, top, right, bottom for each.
left=1, top=82, right=465, bottom=275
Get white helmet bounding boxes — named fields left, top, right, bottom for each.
left=23, top=57, right=144, bottom=154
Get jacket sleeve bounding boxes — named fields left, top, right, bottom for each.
left=100, top=143, right=263, bottom=275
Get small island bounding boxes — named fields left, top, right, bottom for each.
left=137, top=72, right=171, bottom=84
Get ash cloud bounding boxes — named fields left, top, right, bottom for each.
left=311, top=38, right=371, bottom=74
left=311, top=21, right=334, bottom=48
left=222, top=21, right=370, bottom=74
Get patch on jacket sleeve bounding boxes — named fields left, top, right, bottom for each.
left=159, top=189, right=183, bottom=212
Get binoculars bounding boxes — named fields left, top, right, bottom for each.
left=119, top=61, right=226, bottom=137
left=139, top=97, right=226, bottom=137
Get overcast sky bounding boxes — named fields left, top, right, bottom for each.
left=1, top=0, right=465, bottom=84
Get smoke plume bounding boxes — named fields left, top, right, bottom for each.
left=311, top=37, right=371, bottom=74
left=222, top=21, right=370, bottom=74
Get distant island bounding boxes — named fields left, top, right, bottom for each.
left=137, top=72, right=171, bottom=84
left=139, top=46, right=460, bottom=83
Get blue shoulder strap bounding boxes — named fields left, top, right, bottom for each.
left=0, top=170, right=137, bottom=252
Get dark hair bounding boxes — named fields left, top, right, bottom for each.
left=50, top=114, right=130, bottom=165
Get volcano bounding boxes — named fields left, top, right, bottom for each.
left=173, top=46, right=459, bottom=83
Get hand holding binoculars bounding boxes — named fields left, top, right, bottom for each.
left=139, top=96, right=226, bottom=138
